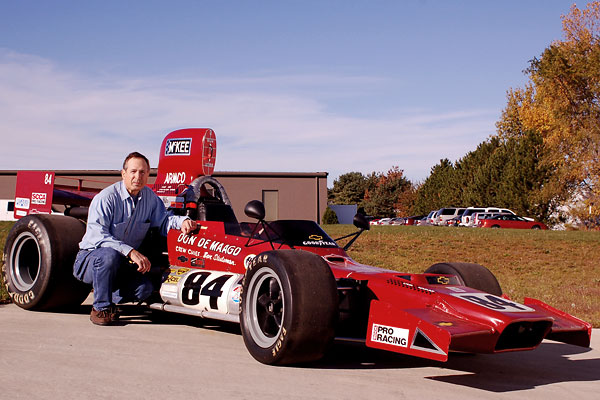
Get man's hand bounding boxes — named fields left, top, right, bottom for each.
left=128, top=249, right=151, bottom=274
left=181, top=219, right=198, bottom=235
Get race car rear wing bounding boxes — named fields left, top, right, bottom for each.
left=13, top=171, right=103, bottom=219
left=12, top=128, right=218, bottom=220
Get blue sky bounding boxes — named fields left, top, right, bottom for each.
left=0, top=1, right=592, bottom=185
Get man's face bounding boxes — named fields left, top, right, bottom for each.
left=121, top=157, right=149, bottom=196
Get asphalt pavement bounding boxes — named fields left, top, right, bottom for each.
left=1, top=298, right=598, bottom=400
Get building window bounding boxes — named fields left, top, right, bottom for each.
left=262, top=190, right=278, bottom=221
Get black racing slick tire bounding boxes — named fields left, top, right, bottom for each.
left=425, top=262, right=502, bottom=296
left=240, top=250, right=338, bottom=365
left=2, top=215, right=90, bottom=310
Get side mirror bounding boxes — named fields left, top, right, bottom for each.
left=245, top=200, right=266, bottom=221
left=353, top=213, right=370, bottom=231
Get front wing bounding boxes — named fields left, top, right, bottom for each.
left=365, top=296, right=592, bottom=362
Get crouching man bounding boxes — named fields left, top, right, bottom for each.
left=73, top=152, right=197, bottom=325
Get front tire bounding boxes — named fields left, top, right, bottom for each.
left=425, top=262, right=502, bottom=296
left=240, top=250, right=338, bottom=365
left=2, top=215, right=90, bottom=310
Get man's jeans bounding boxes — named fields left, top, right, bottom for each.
left=73, top=247, right=154, bottom=311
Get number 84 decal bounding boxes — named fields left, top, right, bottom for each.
left=453, top=293, right=535, bottom=313
left=181, top=271, right=236, bottom=311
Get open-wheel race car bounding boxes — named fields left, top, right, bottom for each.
left=2, top=128, right=592, bottom=365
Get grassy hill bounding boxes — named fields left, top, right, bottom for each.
left=1, top=221, right=598, bottom=326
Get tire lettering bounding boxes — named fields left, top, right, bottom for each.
left=272, top=327, right=287, bottom=357
left=11, top=290, right=35, bottom=305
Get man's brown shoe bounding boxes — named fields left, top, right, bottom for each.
left=107, top=305, right=120, bottom=322
left=90, top=307, right=114, bottom=326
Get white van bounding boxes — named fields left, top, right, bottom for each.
left=434, top=207, right=466, bottom=226
left=0, top=199, right=16, bottom=221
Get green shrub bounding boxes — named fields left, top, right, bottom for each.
left=322, top=207, right=339, bottom=224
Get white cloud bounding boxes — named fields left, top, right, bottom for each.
left=0, top=49, right=498, bottom=185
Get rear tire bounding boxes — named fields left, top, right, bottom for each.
left=425, top=262, right=502, bottom=296
left=240, top=250, right=338, bottom=365
left=2, top=215, right=90, bottom=310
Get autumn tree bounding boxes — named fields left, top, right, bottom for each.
left=362, top=166, right=413, bottom=217
left=496, top=2, right=600, bottom=225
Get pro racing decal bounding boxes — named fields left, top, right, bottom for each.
left=371, top=324, right=409, bottom=347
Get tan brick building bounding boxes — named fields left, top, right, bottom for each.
left=0, top=170, right=328, bottom=223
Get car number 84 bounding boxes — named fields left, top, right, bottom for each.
left=452, top=293, right=535, bottom=313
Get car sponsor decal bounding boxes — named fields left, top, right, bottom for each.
left=15, top=197, right=30, bottom=209
left=165, top=275, right=182, bottom=284
left=163, top=172, right=187, bottom=184
left=176, top=234, right=242, bottom=256
left=437, top=276, right=450, bottom=285
left=165, top=138, right=192, bottom=156
left=31, top=192, right=47, bottom=205
left=231, top=285, right=241, bottom=304
left=452, top=293, right=535, bottom=312
left=371, top=323, right=409, bottom=347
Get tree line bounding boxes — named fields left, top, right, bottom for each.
left=328, top=3, right=600, bottom=227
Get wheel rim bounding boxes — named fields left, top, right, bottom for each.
left=245, top=267, right=284, bottom=348
left=9, top=232, right=41, bottom=291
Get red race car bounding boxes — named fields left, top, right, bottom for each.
left=3, top=129, right=590, bottom=365
left=478, top=214, right=548, bottom=230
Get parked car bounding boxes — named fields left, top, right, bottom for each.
left=415, top=216, right=428, bottom=226
left=404, top=215, right=426, bottom=226
left=446, top=216, right=462, bottom=226
left=478, top=214, right=548, bottom=230
left=460, top=207, right=515, bottom=227
left=460, top=207, right=485, bottom=227
left=423, top=210, right=438, bottom=225
left=472, top=212, right=511, bottom=227
left=434, top=207, right=466, bottom=226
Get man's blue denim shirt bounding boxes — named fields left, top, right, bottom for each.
left=79, top=181, right=187, bottom=256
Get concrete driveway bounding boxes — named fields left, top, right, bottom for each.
left=1, top=300, right=598, bottom=400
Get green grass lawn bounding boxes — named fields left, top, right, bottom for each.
left=2, top=220, right=598, bottom=326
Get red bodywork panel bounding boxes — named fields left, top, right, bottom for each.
left=154, top=128, right=216, bottom=197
